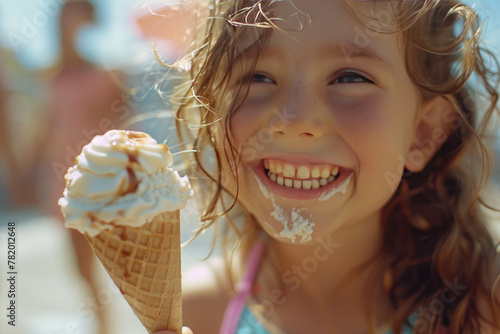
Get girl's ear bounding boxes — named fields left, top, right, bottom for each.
left=405, top=96, right=457, bottom=172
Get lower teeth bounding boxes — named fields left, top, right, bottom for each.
left=266, top=170, right=337, bottom=189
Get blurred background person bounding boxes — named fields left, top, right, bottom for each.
left=36, top=1, right=128, bottom=333
left=37, top=0, right=125, bottom=216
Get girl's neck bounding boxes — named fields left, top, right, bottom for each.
left=253, top=214, right=389, bottom=333
left=263, top=213, right=383, bottom=305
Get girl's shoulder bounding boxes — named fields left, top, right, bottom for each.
left=182, top=257, right=235, bottom=334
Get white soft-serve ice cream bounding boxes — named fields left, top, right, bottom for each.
left=59, top=130, right=193, bottom=237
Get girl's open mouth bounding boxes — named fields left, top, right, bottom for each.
left=253, top=158, right=354, bottom=200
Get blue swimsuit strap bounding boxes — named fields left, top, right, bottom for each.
left=237, top=306, right=419, bottom=334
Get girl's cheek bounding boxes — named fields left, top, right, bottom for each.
left=330, top=93, right=389, bottom=135
left=229, top=112, right=251, bottom=150
left=229, top=101, right=274, bottom=147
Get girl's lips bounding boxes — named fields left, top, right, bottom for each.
left=252, top=160, right=353, bottom=200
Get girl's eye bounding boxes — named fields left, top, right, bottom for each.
left=251, top=73, right=275, bottom=84
left=330, top=71, right=373, bottom=84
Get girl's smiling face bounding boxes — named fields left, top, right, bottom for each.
left=226, top=1, right=421, bottom=243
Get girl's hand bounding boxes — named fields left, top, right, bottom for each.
left=153, top=327, right=193, bottom=334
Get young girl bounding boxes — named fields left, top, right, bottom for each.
left=155, top=0, right=500, bottom=333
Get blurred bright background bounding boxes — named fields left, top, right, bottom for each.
left=0, top=1, right=212, bottom=334
left=0, top=0, right=499, bottom=334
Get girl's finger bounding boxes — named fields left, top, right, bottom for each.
left=182, top=327, right=194, bottom=334
left=153, top=327, right=193, bottom=334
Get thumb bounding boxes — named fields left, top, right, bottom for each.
left=153, top=327, right=193, bottom=334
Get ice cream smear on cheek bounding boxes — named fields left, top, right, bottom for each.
left=253, top=172, right=271, bottom=199
left=318, top=173, right=352, bottom=202
left=270, top=195, right=315, bottom=243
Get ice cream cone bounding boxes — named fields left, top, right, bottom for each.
left=85, top=211, right=182, bottom=334
left=59, top=130, right=193, bottom=334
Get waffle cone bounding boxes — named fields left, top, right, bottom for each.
left=85, top=211, right=182, bottom=334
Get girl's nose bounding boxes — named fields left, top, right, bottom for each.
left=272, top=84, right=327, bottom=139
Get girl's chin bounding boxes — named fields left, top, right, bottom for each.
left=255, top=206, right=344, bottom=245
left=258, top=222, right=308, bottom=244
left=251, top=196, right=354, bottom=245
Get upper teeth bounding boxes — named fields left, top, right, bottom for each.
left=264, top=159, right=340, bottom=179
left=264, top=159, right=342, bottom=189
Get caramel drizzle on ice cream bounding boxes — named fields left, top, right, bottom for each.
left=124, top=148, right=140, bottom=195
left=126, top=131, right=149, bottom=140
left=125, top=167, right=139, bottom=195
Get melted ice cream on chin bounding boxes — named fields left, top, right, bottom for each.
left=269, top=194, right=315, bottom=244
left=59, top=130, right=193, bottom=236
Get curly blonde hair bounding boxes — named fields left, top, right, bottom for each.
left=166, top=0, right=500, bottom=332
